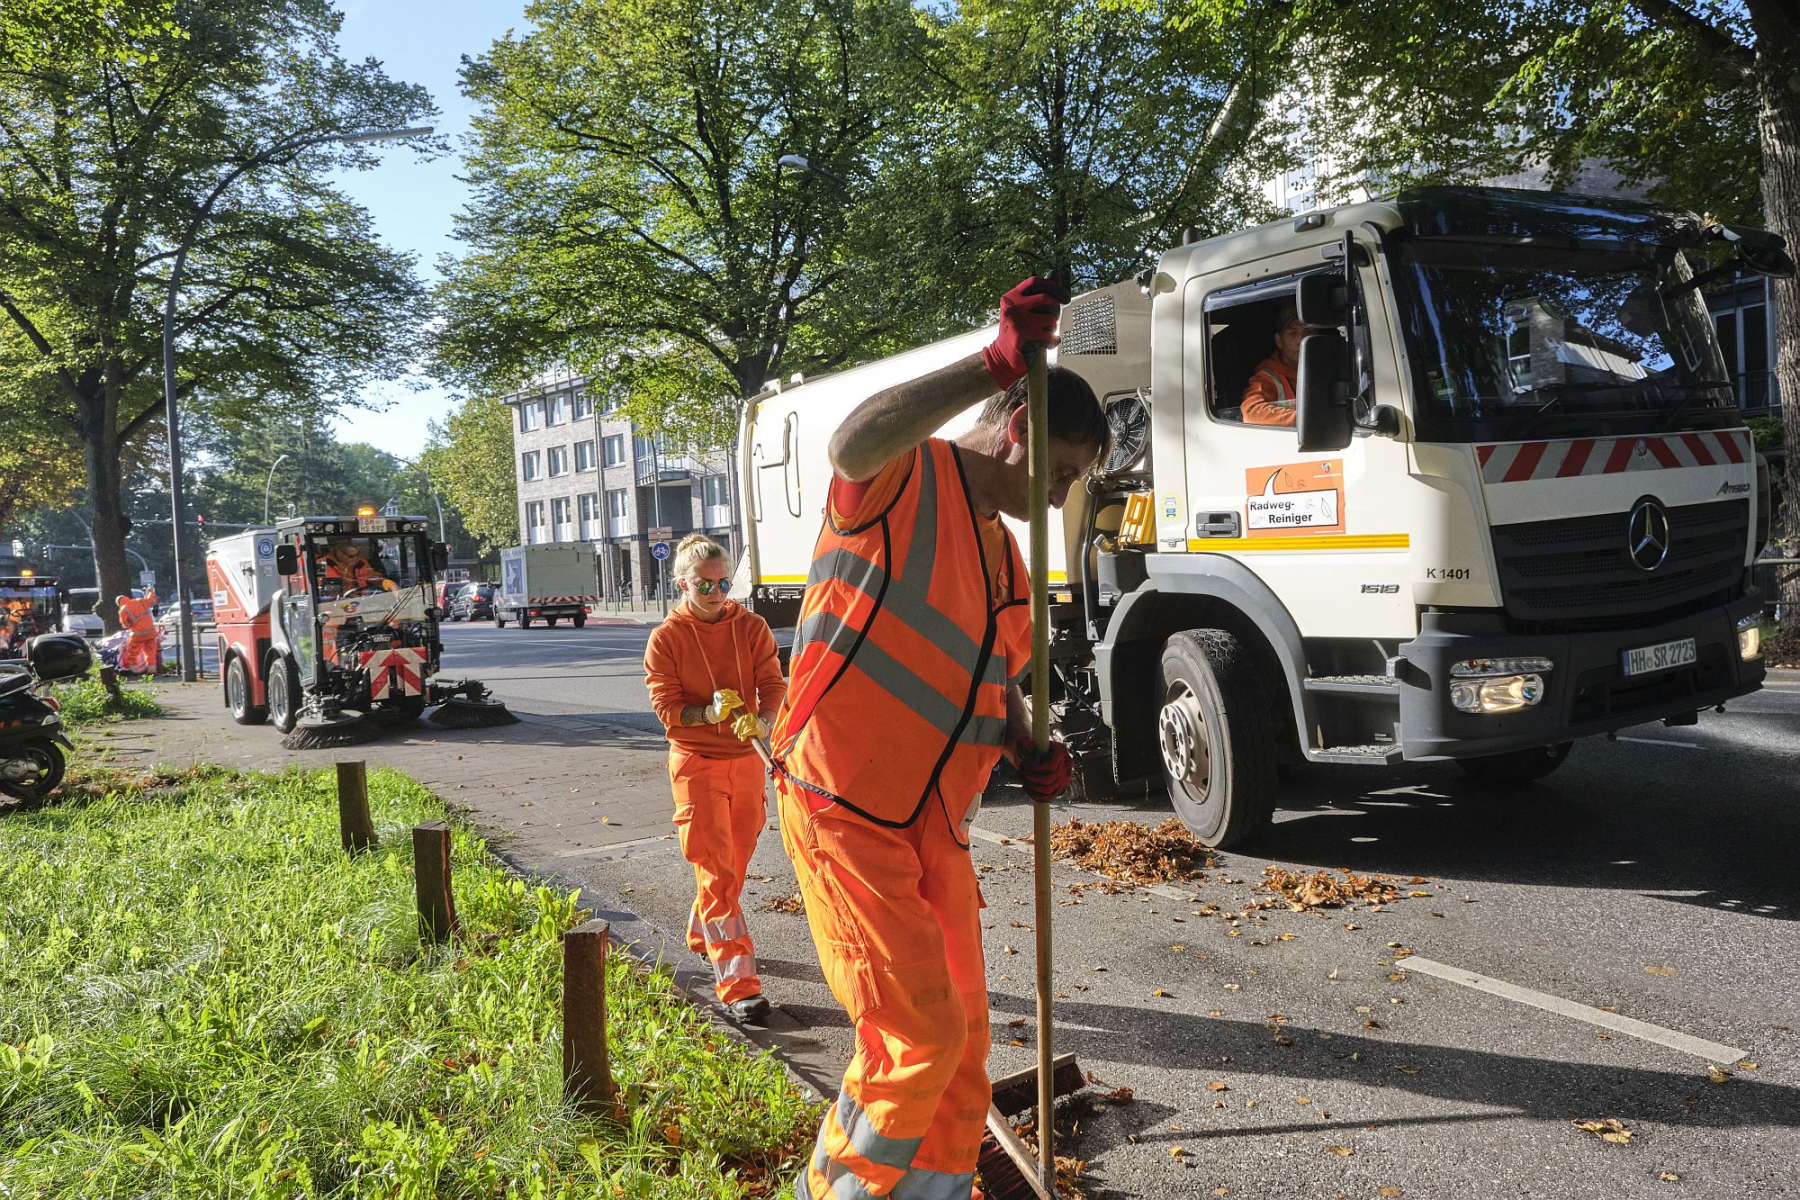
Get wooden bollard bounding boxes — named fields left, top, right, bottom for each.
left=562, top=919, right=615, bottom=1114
left=98, top=665, right=124, bottom=705
left=411, top=821, right=459, bottom=942
left=335, top=761, right=376, bottom=854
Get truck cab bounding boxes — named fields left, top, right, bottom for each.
left=0, top=569, right=61, bottom=661
left=743, top=186, right=1788, bottom=848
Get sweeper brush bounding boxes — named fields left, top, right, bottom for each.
left=977, top=1055, right=1087, bottom=1200
left=281, top=709, right=382, bottom=751
left=427, top=681, right=519, bottom=729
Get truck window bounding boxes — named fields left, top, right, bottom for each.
left=1201, top=271, right=1331, bottom=428
left=1393, top=238, right=1732, bottom=442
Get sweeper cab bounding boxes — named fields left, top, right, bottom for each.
left=207, top=510, right=516, bottom=748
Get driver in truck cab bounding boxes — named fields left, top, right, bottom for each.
left=320, top=540, right=396, bottom=597
left=1240, top=304, right=1326, bottom=427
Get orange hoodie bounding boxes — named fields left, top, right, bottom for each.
left=644, top=598, right=787, bottom=757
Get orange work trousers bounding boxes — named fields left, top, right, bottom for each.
left=120, top=632, right=160, bottom=675
left=778, top=779, right=988, bottom=1200
left=669, top=748, right=767, bottom=1005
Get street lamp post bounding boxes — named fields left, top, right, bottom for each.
left=262, top=453, right=289, bottom=524
left=162, top=124, right=432, bottom=682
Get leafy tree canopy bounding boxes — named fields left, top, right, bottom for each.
left=421, top=394, right=519, bottom=555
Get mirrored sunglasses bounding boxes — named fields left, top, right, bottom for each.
left=691, top=578, right=731, bottom=596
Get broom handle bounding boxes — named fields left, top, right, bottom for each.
left=1026, top=341, right=1055, bottom=1190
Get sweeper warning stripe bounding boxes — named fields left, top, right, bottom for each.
left=359, top=646, right=426, bottom=699
left=1477, top=430, right=1751, bottom=484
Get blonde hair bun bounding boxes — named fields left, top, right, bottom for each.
left=673, top=532, right=731, bottom=581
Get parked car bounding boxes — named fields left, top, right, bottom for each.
left=58, top=587, right=106, bottom=639
left=157, top=598, right=214, bottom=634
left=449, top=583, right=495, bottom=622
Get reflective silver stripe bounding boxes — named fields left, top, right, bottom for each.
left=800, top=613, right=999, bottom=746
left=890, top=1167, right=977, bottom=1200
left=714, top=954, right=758, bottom=983
left=807, top=1142, right=884, bottom=1200
left=1256, top=367, right=1294, bottom=404
left=833, top=1090, right=923, bottom=1171
left=688, top=910, right=703, bottom=938
left=1009, top=662, right=1030, bottom=690
left=703, top=915, right=747, bottom=944
left=965, top=714, right=1008, bottom=748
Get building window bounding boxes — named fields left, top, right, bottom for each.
left=633, top=434, right=657, bottom=460
left=548, top=392, right=569, bottom=425
left=604, top=434, right=626, bottom=466
left=521, top=450, right=542, bottom=481
left=525, top=500, right=546, bottom=543
left=1715, top=300, right=1771, bottom=409
left=605, top=487, right=629, bottom=537
left=575, top=440, right=597, bottom=471
left=551, top=496, right=572, bottom=537
left=579, top=491, right=600, bottom=533
left=572, top=391, right=592, bottom=420
left=519, top=401, right=543, bottom=432
left=703, top=474, right=729, bottom=508
left=547, top=445, right=570, bottom=476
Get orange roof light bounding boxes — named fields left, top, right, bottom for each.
left=20, top=569, right=32, bottom=578
left=357, top=505, right=376, bottom=518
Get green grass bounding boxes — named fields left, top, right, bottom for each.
left=51, top=670, right=162, bottom=728
left=0, top=766, right=816, bottom=1198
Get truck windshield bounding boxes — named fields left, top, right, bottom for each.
left=1, top=585, right=60, bottom=619
left=1394, top=238, right=1733, bottom=442
left=309, top=535, right=424, bottom=598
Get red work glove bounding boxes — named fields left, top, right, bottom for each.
left=982, top=276, right=1072, bottom=390
left=1017, top=739, right=1073, bottom=802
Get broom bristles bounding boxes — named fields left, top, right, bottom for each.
left=427, top=700, right=519, bottom=728
left=281, top=717, right=382, bottom=751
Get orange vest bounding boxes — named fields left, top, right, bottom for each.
left=772, top=438, right=1031, bottom=828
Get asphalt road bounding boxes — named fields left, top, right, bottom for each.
left=439, top=620, right=1800, bottom=1198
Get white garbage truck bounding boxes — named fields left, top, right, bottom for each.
left=495, top=543, right=597, bottom=629
left=739, top=186, right=1788, bottom=848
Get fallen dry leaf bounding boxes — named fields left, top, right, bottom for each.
left=1645, top=964, right=1678, bottom=977
left=1572, top=1117, right=1633, bottom=1144
left=1707, top=1066, right=1732, bottom=1084
left=1737, top=1061, right=1758, bottom=1071
left=1380, top=1189, right=1403, bottom=1198
left=1296, top=1096, right=1312, bottom=1105
left=759, top=893, right=805, bottom=914
left=1324, top=1144, right=1354, bottom=1157
left=1206, top=1081, right=1230, bottom=1092
left=1660, top=1172, right=1680, bottom=1182
left=1105, top=1086, right=1135, bottom=1104
left=1397, top=1064, right=1420, bottom=1075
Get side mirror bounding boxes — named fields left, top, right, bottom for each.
left=1295, top=272, right=1350, bottom=328
left=432, top=543, right=450, bottom=573
left=1296, top=332, right=1354, bottom=452
left=1712, top=223, right=1795, bottom=279
left=275, top=545, right=298, bottom=576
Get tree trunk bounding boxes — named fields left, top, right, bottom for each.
left=1752, top=0, right=1800, bottom=634
left=82, top=403, right=132, bottom=634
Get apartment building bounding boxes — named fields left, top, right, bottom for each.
left=505, top=370, right=737, bottom=601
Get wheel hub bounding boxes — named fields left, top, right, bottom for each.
left=1158, top=687, right=1211, bottom=795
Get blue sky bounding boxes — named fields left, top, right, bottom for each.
left=324, top=0, right=528, bottom=457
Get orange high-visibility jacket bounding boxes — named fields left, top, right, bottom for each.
left=1240, top=356, right=1297, bottom=426
left=772, top=437, right=1031, bottom=828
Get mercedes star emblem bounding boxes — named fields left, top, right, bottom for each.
left=1627, top=499, right=1671, bottom=572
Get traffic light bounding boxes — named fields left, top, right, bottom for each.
left=195, top=514, right=207, bottom=537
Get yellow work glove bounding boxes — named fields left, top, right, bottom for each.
left=702, top=688, right=743, bottom=725
left=732, top=712, right=770, bottom=742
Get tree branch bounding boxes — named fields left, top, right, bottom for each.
left=1631, top=0, right=1755, bottom=80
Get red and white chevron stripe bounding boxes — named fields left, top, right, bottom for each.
left=360, top=646, right=426, bottom=699
left=528, top=595, right=597, bottom=604
left=1476, top=430, right=1751, bottom=485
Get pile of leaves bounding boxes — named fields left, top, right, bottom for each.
left=1050, top=818, right=1216, bottom=886
left=1257, top=866, right=1404, bottom=911
left=1765, top=629, right=1799, bottom=670
left=760, top=892, right=805, bottom=914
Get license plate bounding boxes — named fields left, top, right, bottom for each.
left=1621, top=637, right=1697, bottom=677
left=357, top=516, right=386, bottom=533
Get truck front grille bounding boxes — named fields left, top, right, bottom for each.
left=1491, top=500, right=1747, bottom=627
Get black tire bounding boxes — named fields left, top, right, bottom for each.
left=0, top=736, right=65, bottom=805
left=494, top=614, right=505, bottom=628
left=1157, top=630, right=1278, bottom=849
left=267, top=655, right=300, bottom=734
left=519, top=614, right=532, bottom=629
left=573, top=613, right=586, bottom=629
left=226, top=654, right=268, bottom=726
left=545, top=616, right=558, bottom=628
left=1457, top=741, right=1573, bottom=784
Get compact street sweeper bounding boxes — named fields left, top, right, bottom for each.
left=207, top=509, right=516, bottom=749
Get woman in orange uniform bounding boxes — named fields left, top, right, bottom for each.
left=643, top=533, right=786, bottom=1022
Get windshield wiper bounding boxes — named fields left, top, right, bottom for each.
left=1515, top=382, right=1649, bottom=437
left=1652, top=381, right=1734, bottom=432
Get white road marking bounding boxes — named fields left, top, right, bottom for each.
left=1614, top=736, right=1703, bottom=749
left=1403, top=956, right=1746, bottom=1065
left=551, top=833, right=677, bottom=859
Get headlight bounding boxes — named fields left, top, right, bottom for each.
left=1737, top=614, right=1762, bottom=662
left=1450, top=656, right=1553, bottom=715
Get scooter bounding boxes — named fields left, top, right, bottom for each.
left=0, top=633, right=93, bottom=808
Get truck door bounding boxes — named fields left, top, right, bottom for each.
left=1180, top=240, right=1415, bottom=640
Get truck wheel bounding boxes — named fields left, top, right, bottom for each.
left=494, top=614, right=505, bottom=628
left=1157, top=630, right=1277, bottom=849
left=519, top=614, right=532, bottom=629
left=545, top=616, right=558, bottom=628
left=573, top=613, right=586, bottom=629
left=1457, top=741, right=1572, bottom=784
left=226, top=655, right=267, bottom=726
left=267, top=656, right=300, bottom=734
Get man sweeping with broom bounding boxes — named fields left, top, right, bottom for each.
left=770, top=277, right=1106, bottom=1200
